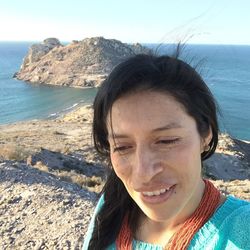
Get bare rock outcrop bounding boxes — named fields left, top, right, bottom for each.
left=204, top=134, right=250, bottom=180
left=14, top=37, right=151, bottom=88
left=22, top=38, right=62, bottom=66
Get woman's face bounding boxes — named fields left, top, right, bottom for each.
left=107, top=91, right=211, bottom=225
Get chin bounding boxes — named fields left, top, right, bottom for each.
left=136, top=199, right=178, bottom=222
left=145, top=208, right=178, bottom=222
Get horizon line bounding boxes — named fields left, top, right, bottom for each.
left=0, top=40, right=250, bottom=47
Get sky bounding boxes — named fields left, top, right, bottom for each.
left=0, top=0, right=250, bottom=45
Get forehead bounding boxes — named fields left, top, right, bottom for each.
left=107, top=91, right=194, bottom=132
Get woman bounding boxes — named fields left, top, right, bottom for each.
left=83, top=53, right=250, bottom=249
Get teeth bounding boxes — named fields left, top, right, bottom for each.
left=142, top=187, right=171, bottom=197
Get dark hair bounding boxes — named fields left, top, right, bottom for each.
left=88, top=53, right=219, bottom=249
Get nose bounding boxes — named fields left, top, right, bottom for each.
left=132, top=144, right=163, bottom=186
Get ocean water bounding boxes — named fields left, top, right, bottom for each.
left=0, top=42, right=249, bottom=140
left=0, top=42, right=97, bottom=124
left=152, top=44, right=250, bottom=140
left=186, top=44, right=250, bottom=141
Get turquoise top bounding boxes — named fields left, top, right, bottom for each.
left=83, top=195, right=250, bottom=250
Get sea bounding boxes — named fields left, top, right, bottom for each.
left=0, top=42, right=250, bottom=140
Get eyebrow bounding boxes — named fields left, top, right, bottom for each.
left=108, top=122, right=183, bottom=139
left=152, top=122, right=183, bottom=132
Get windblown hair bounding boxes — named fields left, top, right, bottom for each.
left=88, top=52, right=219, bottom=249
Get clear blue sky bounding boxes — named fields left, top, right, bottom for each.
left=0, top=0, right=250, bottom=44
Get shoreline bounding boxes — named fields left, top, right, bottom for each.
left=0, top=100, right=92, bottom=127
left=0, top=102, right=249, bottom=143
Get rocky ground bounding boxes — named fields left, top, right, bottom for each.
left=0, top=105, right=249, bottom=249
left=0, top=162, right=96, bottom=250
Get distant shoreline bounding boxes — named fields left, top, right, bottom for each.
left=0, top=101, right=90, bottom=126
left=0, top=102, right=249, bottom=144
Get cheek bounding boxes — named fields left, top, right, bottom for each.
left=179, top=145, right=202, bottom=178
left=166, top=143, right=201, bottom=169
left=110, top=154, right=131, bottom=179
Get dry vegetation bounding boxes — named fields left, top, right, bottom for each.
left=0, top=144, right=32, bottom=162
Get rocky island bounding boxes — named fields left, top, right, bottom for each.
left=14, top=37, right=150, bottom=88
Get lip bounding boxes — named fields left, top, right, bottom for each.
left=135, top=184, right=176, bottom=193
left=140, top=184, right=176, bottom=204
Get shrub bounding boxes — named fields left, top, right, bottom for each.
left=0, top=144, right=30, bottom=161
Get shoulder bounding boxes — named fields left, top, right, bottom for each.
left=221, top=196, right=250, bottom=223
left=82, top=194, right=105, bottom=250
left=189, top=196, right=250, bottom=249
left=218, top=197, right=250, bottom=249
left=213, top=196, right=250, bottom=249
left=93, top=193, right=105, bottom=214
left=221, top=196, right=250, bottom=232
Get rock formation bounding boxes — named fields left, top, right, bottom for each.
left=14, top=37, right=151, bottom=88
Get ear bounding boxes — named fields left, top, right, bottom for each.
left=200, top=126, right=213, bottom=153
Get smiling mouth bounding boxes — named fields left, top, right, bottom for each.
left=142, top=187, right=171, bottom=197
left=140, top=185, right=176, bottom=204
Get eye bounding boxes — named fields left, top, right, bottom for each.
left=113, top=145, right=132, bottom=153
left=156, top=138, right=180, bottom=145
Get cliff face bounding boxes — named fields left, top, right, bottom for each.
left=14, top=37, right=151, bottom=88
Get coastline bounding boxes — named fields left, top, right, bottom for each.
left=0, top=95, right=94, bottom=126
left=1, top=101, right=249, bottom=142
left=242, top=140, right=250, bottom=144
